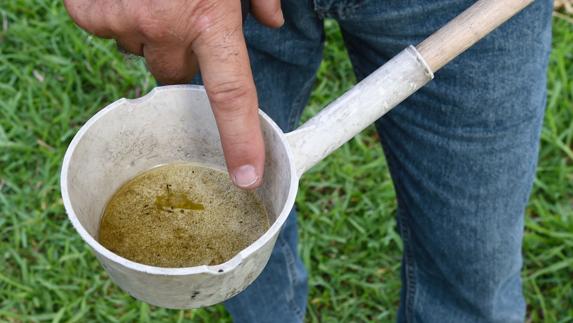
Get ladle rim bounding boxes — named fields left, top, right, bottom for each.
left=60, top=85, right=299, bottom=276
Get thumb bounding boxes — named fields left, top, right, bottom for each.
left=250, top=0, right=284, bottom=28
left=193, top=12, right=265, bottom=189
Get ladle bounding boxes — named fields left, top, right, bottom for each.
left=61, top=0, right=534, bottom=308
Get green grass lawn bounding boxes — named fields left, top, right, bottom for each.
left=1, top=1, right=572, bottom=322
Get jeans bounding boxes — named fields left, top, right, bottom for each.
left=221, top=0, right=553, bottom=322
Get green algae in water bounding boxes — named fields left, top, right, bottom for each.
left=98, top=163, right=270, bottom=268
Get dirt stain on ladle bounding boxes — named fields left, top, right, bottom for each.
left=98, top=163, right=270, bottom=268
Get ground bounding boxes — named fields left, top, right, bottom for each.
left=0, top=1, right=572, bottom=322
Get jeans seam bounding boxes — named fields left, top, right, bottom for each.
left=399, top=210, right=417, bottom=323
left=378, top=134, right=418, bottom=322
left=278, top=232, right=305, bottom=321
left=287, top=75, right=316, bottom=130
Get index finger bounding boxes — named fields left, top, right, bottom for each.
left=192, top=9, right=265, bottom=189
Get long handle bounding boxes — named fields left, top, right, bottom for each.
left=285, top=0, right=533, bottom=177
left=416, top=0, right=533, bottom=72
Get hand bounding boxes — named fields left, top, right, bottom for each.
left=64, top=0, right=284, bottom=189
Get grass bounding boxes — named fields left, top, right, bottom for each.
left=0, top=1, right=572, bottom=322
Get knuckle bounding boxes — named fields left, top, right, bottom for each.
left=189, top=2, right=243, bottom=43
left=188, top=1, right=219, bottom=34
left=138, top=21, right=164, bottom=40
left=106, top=14, right=130, bottom=36
left=136, top=11, right=168, bottom=40
left=208, top=80, right=252, bottom=111
left=135, top=2, right=221, bottom=42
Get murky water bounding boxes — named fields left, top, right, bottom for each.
left=98, top=163, right=269, bottom=268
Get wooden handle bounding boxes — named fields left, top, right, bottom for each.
left=416, top=0, right=533, bottom=72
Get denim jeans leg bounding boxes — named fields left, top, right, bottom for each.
left=333, top=0, right=553, bottom=321
left=222, top=1, right=325, bottom=322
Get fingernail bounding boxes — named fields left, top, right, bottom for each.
left=232, top=165, right=259, bottom=188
